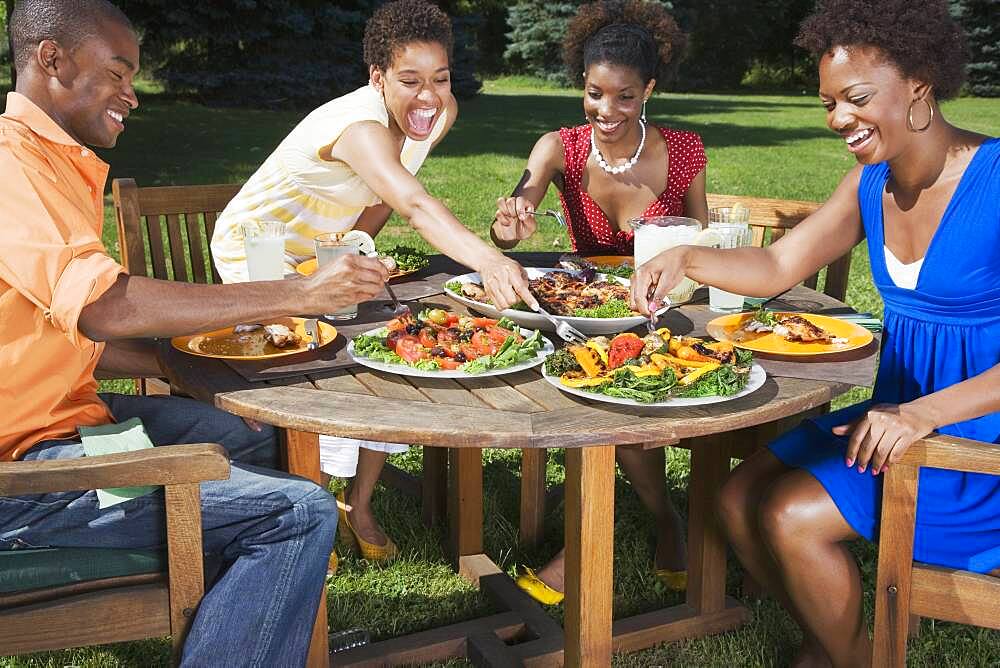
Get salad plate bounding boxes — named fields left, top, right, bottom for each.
left=443, top=268, right=673, bottom=336
left=347, top=310, right=553, bottom=379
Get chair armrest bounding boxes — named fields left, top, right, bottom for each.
left=0, top=443, right=230, bottom=497
left=899, top=433, right=1000, bottom=476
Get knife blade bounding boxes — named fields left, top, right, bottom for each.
left=304, top=318, right=320, bottom=350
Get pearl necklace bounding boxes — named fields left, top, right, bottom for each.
left=591, top=120, right=646, bottom=175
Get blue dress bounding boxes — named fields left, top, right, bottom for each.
left=770, top=137, right=1000, bottom=573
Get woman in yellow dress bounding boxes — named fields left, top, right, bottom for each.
left=211, top=0, right=536, bottom=569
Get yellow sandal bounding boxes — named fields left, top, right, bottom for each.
left=336, top=490, right=399, bottom=562
left=515, top=567, right=565, bottom=605
left=654, top=568, right=688, bottom=591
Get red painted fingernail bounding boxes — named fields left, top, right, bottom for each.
left=871, top=467, right=878, bottom=476
left=845, top=457, right=854, bottom=467
left=857, top=465, right=865, bottom=473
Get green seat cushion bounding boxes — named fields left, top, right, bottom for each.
left=0, top=547, right=165, bottom=594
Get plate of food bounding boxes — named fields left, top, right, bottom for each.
left=348, top=308, right=553, bottom=378
left=706, top=307, right=874, bottom=356
left=172, top=317, right=338, bottom=360
left=565, top=253, right=635, bottom=278
left=295, top=244, right=430, bottom=280
left=443, top=268, right=671, bottom=336
left=541, top=327, right=766, bottom=407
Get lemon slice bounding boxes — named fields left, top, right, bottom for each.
left=341, top=230, right=377, bottom=257
left=692, top=228, right=723, bottom=247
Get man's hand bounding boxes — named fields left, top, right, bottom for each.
left=492, top=196, right=538, bottom=246
left=305, top=254, right=389, bottom=314
left=478, top=257, right=538, bottom=311
left=629, top=247, right=691, bottom=316
left=832, top=403, right=937, bottom=475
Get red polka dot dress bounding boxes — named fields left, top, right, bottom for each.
left=557, top=124, right=707, bottom=255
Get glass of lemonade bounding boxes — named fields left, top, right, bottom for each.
left=707, top=223, right=752, bottom=312
left=630, top=215, right=704, bottom=303
left=241, top=221, right=286, bottom=281
left=314, top=232, right=364, bottom=320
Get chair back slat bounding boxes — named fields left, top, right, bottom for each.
left=185, top=214, right=209, bottom=284
left=112, top=179, right=241, bottom=285
left=164, top=213, right=188, bottom=282
left=145, top=215, right=171, bottom=280
left=706, top=192, right=850, bottom=303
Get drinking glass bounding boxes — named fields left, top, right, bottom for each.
left=709, top=205, right=750, bottom=226
left=629, top=215, right=703, bottom=303
left=708, top=223, right=752, bottom=312
left=241, top=221, right=286, bottom=281
left=315, top=232, right=364, bottom=320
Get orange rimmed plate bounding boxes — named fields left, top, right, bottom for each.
left=295, top=258, right=418, bottom=281
left=172, top=316, right=338, bottom=360
left=706, top=312, right=873, bottom=356
left=584, top=254, right=634, bottom=268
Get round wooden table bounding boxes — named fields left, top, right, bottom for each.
left=162, top=253, right=856, bottom=667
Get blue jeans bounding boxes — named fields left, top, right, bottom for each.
left=1, top=393, right=337, bottom=667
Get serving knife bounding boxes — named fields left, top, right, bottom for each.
left=304, top=318, right=320, bottom=350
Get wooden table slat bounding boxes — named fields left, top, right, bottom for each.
left=352, top=369, right=432, bottom=402
left=501, top=369, right=582, bottom=410
left=456, top=376, right=547, bottom=414
left=407, top=376, right=493, bottom=409
left=310, top=369, right=375, bottom=395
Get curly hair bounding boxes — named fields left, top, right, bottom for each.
left=363, top=0, right=454, bottom=72
left=795, top=0, right=968, bottom=100
left=563, top=0, right=687, bottom=88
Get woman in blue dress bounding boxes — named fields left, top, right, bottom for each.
left=629, top=0, right=999, bottom=665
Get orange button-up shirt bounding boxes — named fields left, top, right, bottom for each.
left=0, top=93, right=125, bottom=460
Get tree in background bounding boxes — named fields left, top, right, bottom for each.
left=117, top=0, right=480, bottom=107
left=503, top=1, right=581, bottom=85
left=951, top=0, right=999, bottom=96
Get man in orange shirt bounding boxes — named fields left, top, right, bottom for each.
left=0, top=0, right=390, bottom=663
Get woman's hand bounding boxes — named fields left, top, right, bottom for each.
left=629, top=247, right=692, bottom=316
left=479, top=256, right=538, bottom=311
left=832, top=402, right=937, bottom=475
left=492, top=196, right=538, bottom=244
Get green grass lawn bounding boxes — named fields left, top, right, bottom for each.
left=4, top=78, right=999, bottom=667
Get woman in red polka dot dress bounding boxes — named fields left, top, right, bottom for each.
left=493, top=0, right=707, bottom=606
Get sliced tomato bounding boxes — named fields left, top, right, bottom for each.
left=471, top=317, right=498, bottom=329
left=460, top=343, right=481, bottom=361
left=471, top=331, right=496, bottom=356
left=437, top=328, right=458, bottom=346
left=394, top=336, right=424, bottom=363
left=435, top=357, right=462, bottom=370
left=486, top=326, right=518, bottom=346
left=386, top=317, right=409, bottom=332
left=608, top=333, right=645, bottom=369
left=445, top=313, right=461, bottom=326
left=418, top=327, right=438, bottom=348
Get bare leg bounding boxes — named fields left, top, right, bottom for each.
left=343, top=448, right=390, bottom=546
left=718, top=450, right=831, bottom=667
left=758, top=469, right=870, bottom=667
left=616, top=446, right=686, bottom=571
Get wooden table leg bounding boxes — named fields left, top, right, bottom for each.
left=686, top=435, right=730, bottom=614
left=519, top=448, right=547, bottom=547
left=448, top=448, right=483, bottom=565
left=284, top=429, right=330, bottom=668
left=422, top=446, right=448, bottom=527
left=564, top=445, right=615, bottom=667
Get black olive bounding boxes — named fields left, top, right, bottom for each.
left=429, top=346, right=446, bottom=357
left=455, top=352, right=467, bottom=363
left=447, top=327, right=461, bottom=337
left=405, top=323, right=422, bottom=336
left=459, top=330, right=473, bottom=342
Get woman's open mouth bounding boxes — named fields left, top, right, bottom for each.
left=844, top=127, right=875, bottom=154
left=407, top=107, right=437, bottom=136
left=593, top=119, right=624, bottom=135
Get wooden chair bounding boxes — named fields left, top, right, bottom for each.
left=112, top=178, right=241, bottom=396
left=0, top=443, right=230, bottom=664
left=518, top=193, right=853, bottom=547
left=873, top=433, right=1000, bottom=666
left=706, top=192, right=850, bottom=302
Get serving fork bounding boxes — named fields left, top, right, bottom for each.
left=384, top=282, right=411, bottom=318
left=531, top=304, right=588, bottom=345
left=646, top=298, right=672, bottom=334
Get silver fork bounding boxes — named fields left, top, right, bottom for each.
left=531, top=304, right=588, bottom=345
left=645, top=297, right=672, bottom=334
left=532, top=209, right=566, bottom=227
left=384, top=283, right=411, bottom=318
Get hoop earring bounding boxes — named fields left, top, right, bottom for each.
left=641, top=99, right=647, bottom=123
left=906, top=97, right=933, bottom=132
